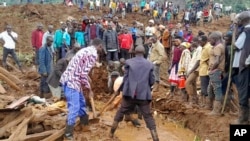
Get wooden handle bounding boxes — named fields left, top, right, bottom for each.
left=90, top=97, right=96, bottom=118
left=98, top=94, right=117, bottom=117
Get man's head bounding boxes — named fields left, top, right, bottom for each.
left=120, top=58, right=126, bottom=65
left=37, top=23, right=43, bottom=31
left=48, top=25, right=54, bottom=33
left=113, top=16, right=119, bottom=23
left=150, top=35, right=158, bottom=44
left=46, top=36, right=53, bottom=47
left=208, top=31, right=222, bottom=46
left=198, top=35, right=208, bottom=47
left=236, top=11, right=250, bottom=26
left=173, top=36, right=182, bottom=46
left=6, top=25, right=12, bottom=33
left=61, top=23, right=66, bottom=31
left=91, top=38, right=104, bottom=53
left=191, top=37, right=199, bottom=50
left=149, top=19, right=154, bottom=26
left=135, top=45, right=145, bottom=55
left=223, top=31, right=232, bottom=45
left=110, top=71, right=120, bottom=82
left=90, top=16, right=95, bottom=23
left=107, top=23, right=112, bottom=30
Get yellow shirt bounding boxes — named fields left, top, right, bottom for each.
left=111, top=2, right=116, bottom=9
left=199, top=42, right=212, bottom=76
left=153, top=10, right=158, bottom=18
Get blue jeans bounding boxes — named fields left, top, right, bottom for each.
left=64, top=85, right=87, bottom=126
left=237, top=67, right=250, bottom=108
left=208, top=69, right=223, bottom=101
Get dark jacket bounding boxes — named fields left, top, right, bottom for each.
left=47, top=58, right=68, bottom=88
left=239, top=27, right=250, bottom=72
left=38, top=45, right=53, bottom=75
left=122, top=56, right=155, bottom=100
left=103, top=29, right=119, bottom=52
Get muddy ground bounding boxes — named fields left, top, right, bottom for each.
left=0, top=4, right=234, bottom=141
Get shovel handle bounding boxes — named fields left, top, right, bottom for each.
left=90, top=97, right=97, bottom=118
left=98, top=94, right=117, bottom=117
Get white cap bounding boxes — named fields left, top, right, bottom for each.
left=149, top=19, right=154, bottom=24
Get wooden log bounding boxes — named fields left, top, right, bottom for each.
left=0, top=67, right=22, bottom=84
left=0, top=84, right=6, bottom=94
left=0, top=108, right=32, bottom=138
left=6, top=62, right=20, bottom=72
left=40, top=128, right=65, bottom=141
left=0, top=112, right=20, bottom=127
left=0, top=73, right=21, bottom=91
left=7, top=114, right=32, bottom=141
left=23, top=130, right=57, bottom=141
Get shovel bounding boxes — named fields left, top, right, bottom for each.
left=88, top=96, right=100, bottom=124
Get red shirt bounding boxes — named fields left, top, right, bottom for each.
left=31, top=29, right=44, bottom=49
left=118, top=33, right=133, bottom=50
left=82, top=22, right=88, bottom=31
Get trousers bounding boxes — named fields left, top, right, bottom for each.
left=185, top=71, right=198, bottom=96
left=64, top=85, right=87, bottom=126
left=114, top=97, right=156, bottom=130
left=208, top=69, right=223, bottom=101
left=237, top=67, right=250, bottom=108
left=2, top=47, right=21, bottom=68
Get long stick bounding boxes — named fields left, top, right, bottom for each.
left=221, top=25, right=237, bottom=114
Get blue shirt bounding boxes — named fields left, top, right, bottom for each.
left=75, top=31, right=85, bottom=47
left=63, top=32, right=71, bottom=46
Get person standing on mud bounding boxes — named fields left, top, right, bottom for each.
left=60, top=38, right=103, bottom=140
left=0, top=25, right=23, bottom=73
left=31, top=23, right=44, bottom=69
left=42, top=25, right=54, bottom=52
left=149, top=35, right=165, bottom=92
left=38, top=36, right=53, bottom=98
left=233, top=11, right=250, bottom=124
left=109, top=45, right=159, bottom=141
left=207, top=31, right=225, bottom=116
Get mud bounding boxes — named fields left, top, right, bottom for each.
left=0, top=3, right=234, bottom=141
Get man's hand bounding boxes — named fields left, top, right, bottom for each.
left=42, top=73, right=48, bottom=77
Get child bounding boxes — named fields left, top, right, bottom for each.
left=74, top=24, right=86, bottom=48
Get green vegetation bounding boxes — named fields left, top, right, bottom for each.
left=214, top=0, right=250, bottom=12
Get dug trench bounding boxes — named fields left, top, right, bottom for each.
left=88, top=66, right=237, bottom=141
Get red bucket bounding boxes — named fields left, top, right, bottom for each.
left=178, top=76, right=186, bottom=89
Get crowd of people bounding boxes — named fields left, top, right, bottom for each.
left=1, top=1, right=249, bottom=141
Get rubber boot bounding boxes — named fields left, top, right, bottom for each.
left=204, top=96, right=213, bottom=110
left=80, top=115, right=90, bottom=132
left=131, top=119, right=141, bottom=127
left=64, top=125, right=74, bottom=141
left=150, top=129, right=159, bottom=141
left=153, top=82, right=159, bottom=92
left=233, top=107, right=249, bottom=124
left=109, top=121, right=119, bottom=138
left=208, top=100, right=222, bottom=116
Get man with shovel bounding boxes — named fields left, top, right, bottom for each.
left=60, top=38, right=103, bottom=140
left=109, top=45, right=159, bottom=141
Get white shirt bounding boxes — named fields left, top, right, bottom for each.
left=196, top=11, right=203, bottom=19
left=233, top=25, right=250, bottom=67
left=145, top=26, right=155, bottom=36
left=0, top=31, right=18, bottom=49
left=184, top=12, right=190, bottom=21
left=188, top=46, right=202, bottom=72
left=96, top=0, right=101, bottom=6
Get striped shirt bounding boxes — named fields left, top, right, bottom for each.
left=60, top=46, right=98, bottom=92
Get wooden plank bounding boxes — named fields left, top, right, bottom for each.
left=0, top=108, right=32, bottom=138
left=24, top=130, right=57, bottom=141
left=0, top=84, right=6, bottom=94
left=0, top=112, right=20, bottom=127
left=0, top=73, right=21, bottom=91
left=40, top=128, right=65, bottom=141
left=0, top=67, right=22, bottom=84
left=8, top=114, right=32, bottom=141
left=5, top=96, right=30, bottom=109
